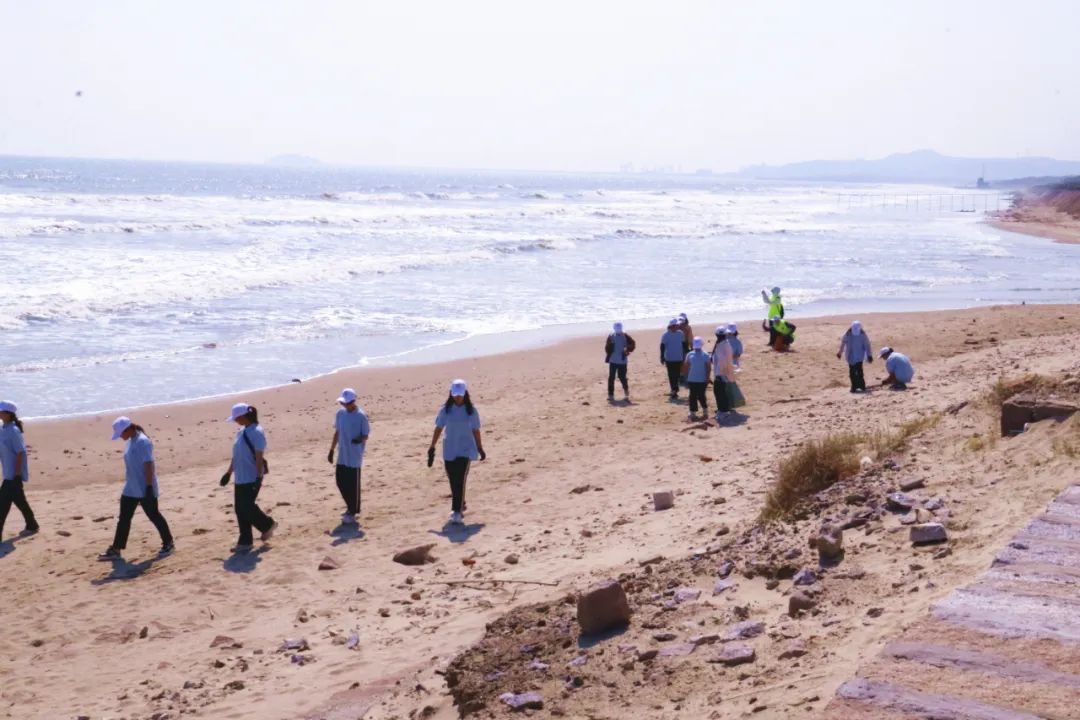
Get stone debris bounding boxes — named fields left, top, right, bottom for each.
left=393, top=544, right=436, bottom=566
left=576, top=580, right=632, bottom=635
left=498, top=691, right=543, bottom=711
left=279, top=638, right=309, bottom=652
left=710, top=643, right=756, bottom=666
left=779, top=639, right=808, bottom=659
left=504, top=553, right=520, bottom=565
left=658, top=642, right=696, bottom=657
left=673, top=588, right=701, bottom=603
left=653, top=491, right=675, bottom=511
left=792, top=569, right=818, bottom=586
left=815, top=526, right=844, bottom=564
left=209, top=635, right=241, bottom=649
left=1000, top=394, right=1079, bottom=435
left=722, top=620, right=765, bottom=642
left=318, top=555, right=340, bottom=571
left=886, top=492, right=916, bottom=512
left=789, top=592, right=817, bottom=617
left=899, top=478, right=926, bottom=492
left=910, top=523, right=948, bottom=545
left=713, top=579, right=735, bottom=595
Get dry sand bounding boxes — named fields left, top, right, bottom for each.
left=2, top=304, right=1080, bottom=719
left=990, top=191, right=1080, bottom=245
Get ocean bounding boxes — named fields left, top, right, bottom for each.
left=2, top=155, right=1077, bottom=417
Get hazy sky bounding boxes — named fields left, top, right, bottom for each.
left=1, top=1, right=1076, bottom=172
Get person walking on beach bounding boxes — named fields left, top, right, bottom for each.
left=220, top=403, right=276, bottom=552
left=0, top=401, right=39, bottom=543
left=682, top=337, right=711, bottom=421
left=604, top=322, right=636, bottom=401
left=677, top=313, right=693, bottom=385
left=727, top=323, right=743, bottom=369
left=326, top=388, right=369, bottom=526
left=837, top=321, right=873, bottom=393
left=712, top=327, right=735, bottom=420
left=761, top=287, right=784, bottom=346
left=427, top=379, right=486, bottom=526
left=878, top=347, right=915, bottom=390
left=660, top=318, right=686, bottom=399
left=97, top=417, right=173, bottom=560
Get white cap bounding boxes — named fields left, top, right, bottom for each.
left=851, top=321, right=862, bottom=335
left=0, top=400, right=16, bottom=414
left=667, top=318, right=679, bottom=327
left=879, top=346, right=892, bottom=358
left=337, top=388, right=357, bottom=404
left=727, top=323, right=738, bottom=334
left=227, top=402, right=250, bottom=421
left=450, top=379, right=468, bottom=397
left=692, top=336, right=703, bottom=349
left=613, top=321, right=623, bottom=333
left=678, top=313, right=688, bottom=320
left=111, top=416, right=133, bottom=440
left=771, top=286, right=781, bottom=295
left=715, top=325, right=727, bottom=336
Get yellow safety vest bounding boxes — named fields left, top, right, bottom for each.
left=767, top=294, right=784, bottom=320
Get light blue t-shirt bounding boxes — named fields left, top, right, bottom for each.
left=729, top=336, right=743, bottom=360
left=122, top=433, right=159, bottom=498
left=607, top=333, right=628, bottom=365
left=0, top=422, right=28, bottom=482
left=335, top=407, right=370, bottom=468
left=841, top=331, right=872, bottom=365
left=661, top=330, right=685, bottom=362
left=886, top=353, right=915, bottom=383
left=232, top=425, right=267, bottom=485
left=685, top=349, right=711, bottom=383
left=435, top=404, right=481, bottom=461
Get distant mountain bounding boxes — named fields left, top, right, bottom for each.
left=266, top=154, right=322, bottom=167
left=738, top=150, right=1080, bottom=185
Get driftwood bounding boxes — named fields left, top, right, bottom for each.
left=721, top=672, right=828, bottom=702
left=433, top=578, right=560, bottom=587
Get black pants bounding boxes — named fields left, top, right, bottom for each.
left=848, top=362, right=866, bottom=391
left=607, top=363, right=628, bottom=396
left=335, top=464, right=362, bottom=515
left=0, top=479, right=38, bottom=538
left=444, top=457, right=471, bottom=513
left=713, top=377, right=731, bottom=412
left=688, top=382, right=708, bottom=414
left=665, top=361, right=682, bottom=394
left=112, top=494, right=172, bottom=551
left=234, top=481, right=274, bottom=545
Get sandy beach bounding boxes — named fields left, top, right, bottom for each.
left=3, top=303, right=1080, bottom=719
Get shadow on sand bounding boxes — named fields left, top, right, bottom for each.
left=430, top=522, right=486, bottom=544
left=92, top=556, right=160, bottom=585
left=223, top=545, right=270, bottom=574
left=330, top=524, right=366, bottom=546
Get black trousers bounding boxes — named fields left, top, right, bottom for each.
left=664, top=361, right=682, bottom=394
left=234, top=481, right=274, bottom=545
left=713, top=377, right=731, bottom=412
left=688, top=382, right=708, bottom=413
left=112, top=494, right=172, bottom=551
left=607, top=363, right=628, bottom=396
left=335, top=464, right=362, bottom=515
left=444, top=458, right=471, bottom=513
left=0, top=479, right=38, bottom=538
left=848, top=362, right=866, bottom=391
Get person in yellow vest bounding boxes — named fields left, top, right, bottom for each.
left=760, top=287, right=784, bottom=346
left=770, top=316, right=796, bottom=350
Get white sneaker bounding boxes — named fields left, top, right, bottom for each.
left=341, top=512, right=355, bottom=525
left=449, top=511, right=464, bottom=526
left=687, top=412, right=697, bottom=421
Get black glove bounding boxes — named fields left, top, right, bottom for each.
left=427, top=447, right=435, bottom=468
left=478, top=448, right=487, bottom=462
left=219, top=472, right=231, bottom=487
left=351, top=436, right=364, bottom=445
left=13, top=474, right=23, bottom=483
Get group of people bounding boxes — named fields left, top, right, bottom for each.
left=600, top=285, right=917, bottom=420
left=0, top=379, right=488, bottom=558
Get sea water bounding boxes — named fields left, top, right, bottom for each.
left=2, top=156, right=1077, bottom=417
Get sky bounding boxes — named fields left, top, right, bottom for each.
left=0, top=1, right=1077, bottom=173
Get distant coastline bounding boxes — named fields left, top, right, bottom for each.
left=989, top=177, right=1080, bottom=245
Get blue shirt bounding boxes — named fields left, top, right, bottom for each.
left=335, top=407, right=370, bottom=468
left=607, top=333, right=628, bottom=365
left=729, top=336, right=743, bottom=360
left=122, top=433, right=159, bottom=498
left=886, top=353, right=915, bottom=383
left=685, top=349, right=711, bottom=383
left=0, top=422, right=28, bottom=482
left=840, top=330, right=873, bottom=365
left=435, top=404, right=481, bottom=461
left=232, top=425, right=267, bottom=485
left=660, top=330, right=685, bottom=362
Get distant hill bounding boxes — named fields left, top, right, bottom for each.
left=738, top=150, right=1080, bottom=185
left=266, top=154, right=322, bottom=167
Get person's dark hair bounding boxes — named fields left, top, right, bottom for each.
left=444, top=391, right=475, bottom=415
left=245, top=406, right=259, bottom=425
left=9, top=412, right=24, bottom=434
left=130, top=423, right=148, bottom=439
